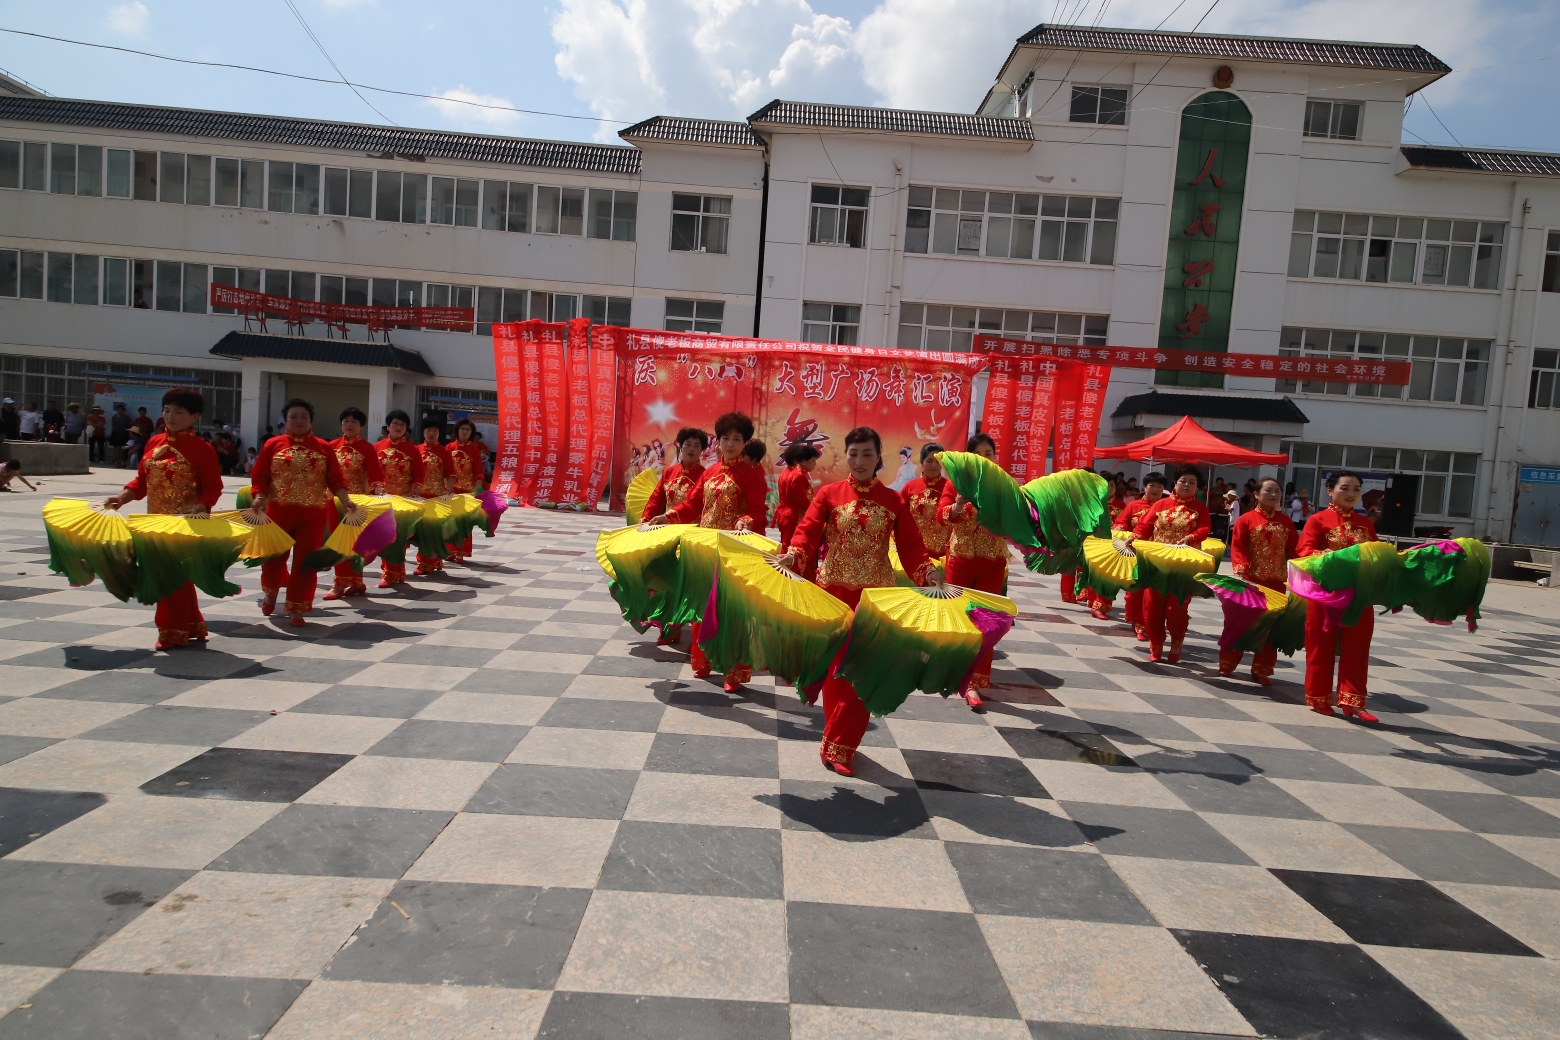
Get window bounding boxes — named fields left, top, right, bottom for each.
left=426, top=177, right=479, bottom=227
left=1283, top=441, right=1479, bottom=518
left=133, top=259, right=153, bottom=308
left=1541, top=231, right=1559, bottom=293
left=809, top=185, right=867, bottom=247
left=19, top=250, right=43, bottom=298
left=1069, top=86, right=1128, bottom=125
left=133, top=150, right=157, bottom=200
left=50, top=144, right=75, bottom=194
left=1303, top=100, right=1362, bottom=140
left=0, top=249, right=16, bottom=296
left=898, top=304, right=1107, bottom=353
left=23, top=142, right=46, bottom=190
left=322, top=167, right=374, bottom=218
left=905, top=185, right=1117, bottom=265
left=665, top=298, right=723, bottom=333
left=182, top=263, right=208, bottom=313
left=585, top=188, right=636, bottom=241
left=1290, top=210, right=1504, bottom=289
left=267, top=163, right=322, bottom=214
left=1277, top=327, right=1490, bottom=405
left=531, top=185, right=585, bottom=236
left=584, top=295, right=632, bottom=326
left=103, top=257, right=129, bottom=306
left=159, top=152, right=186, bottom=204
left=670, top=194, right=730, bottom=253
left=106, top=149, right=131, bottom=198
left=802, top=302, right=860, bottom=345
left=481, top=181, right=533, bottom=233
left=1529, top=349, right=1560, bottom=409
left=155, top=260, right=182, bottom=311
left=46, top=252, right=73, bottom=303
left=210, top=266, right=259, bottom=312
left=0, top=140, right=18, bottom=189
left=400, top=174, right=427, bottom=224
left=36, top=252, right=102, bottom=305
left=187, top=155, right=212, bottom=206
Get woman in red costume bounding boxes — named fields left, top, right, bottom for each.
left=1124, top=469, right=1210, bottom=662
left=772, top=442, right=820, bottom=553
left=101, top=388, right=224, bottom=651
left=414, top=420, right=455, bottom=576
left=324, top=406, right=384, bottom=602
left=899, top=443, right=951, bottom=561
left=642, top=427, right=708, bottom=646
left=1076, top=477, right=1131, bottom=620
left=1298, top=471, right=1379, bottom=722
left=937, top=433, right=1010, bottom=708
left=650, top=411, right=768, bottom=693
left=445, top=418, right=486, bottom=563
left=248, top=398, right=354, bottom=627
left=1118, top=472, right=1166, bottom=640
left=1220, top=477, right=1297, bottom=684
left=373, top=409, right=424, bottom=588
left=777, top=426, right=941, bottom=777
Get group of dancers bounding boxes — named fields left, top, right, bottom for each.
left=100, top=389, right=488, bottom=650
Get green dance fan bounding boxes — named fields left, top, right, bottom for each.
left=597, top=523, right=689, bottom=631
left=935, top=452, right=1041, bottom=548
left=1198, top=574, right=1307, bottom=656
left=42, top=498, right=138, bottom=602
left=125, top=513, right=254, bottom=604
left=1020, top=469, right=1112, bottom=553
left=1080, top=532, right=1217, bottom=601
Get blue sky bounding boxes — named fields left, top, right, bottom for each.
left=0, top=0, right=1556, bottom=151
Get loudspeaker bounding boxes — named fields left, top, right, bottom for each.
left=1376, top=474, right=1419, bottom=537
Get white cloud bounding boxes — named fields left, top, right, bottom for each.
left=426, top=87, right=524, bottom=131
left=855, top=0, right=1037, bottom=111
left=106, top=0, right=150, bottom=37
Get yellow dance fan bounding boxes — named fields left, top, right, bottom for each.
left=837, top=584, right=1018, bottom=715
left=125, top=513, right=257, bottom=604
left=1080, top=533, right=1215, bottom=600
left=698, top=534, right=851, bottom=687
left=210, top=510, right=296, bottom=565
left=302, top=497, right=394, bottom=570
left=1200, top=538, right=1226, bottom=573
left=598, top=523, right=690, bottom=626
left=624, top=467, right=660, bottom=526
left=661, top=527, right=780, bottom=627
left=42, top=498, right=137, bottom=601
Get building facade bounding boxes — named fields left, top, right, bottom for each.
left=2, top=24, right=1557, bottom=540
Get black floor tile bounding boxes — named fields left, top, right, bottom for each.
left=34, top=671, right=205, bottom=704
left=1019, top=668, right=1125, bottom=692
left=1172, top=930, right=1464, bottom=1040
left=3, top=646, right=153, bottom=671
left=787, top=902, right=1018, bottom=1018
left=945, top=842, right=1156, bottom=924
left=0, top=970, right=305, bottom=1040
left=455, top=669, right=574, bottom=695
left=1271, top=724, right=1398, bottom=755
left=1219, top=745, right=1380, bottom=784
left=1135, top=749, right=1260, bottom=777
left=208, top=804, right=453, bottom=878
left=1028, top=1024, right=1244, bottom=1040
left=0, top=787, right=106, bottom=856
left=1074, top=710, right=1201, bottom=742
left=1059, top=803, right=1255, bottom=864
left=534, top=992, right=789, bottom=1040
left=0, top=861, right=192, bottom=967
left=1135, top=694, right=1256, bottom=720
left=774, top=779, right=935, bottom=839
left=900, top=749, right=1048, bottom=798
left=918, top=791, right=1089, bottom=848
left=77, top=705, right=270, bottom=746
left=994, top=727, right=1133, bottom=766
left=365, top=719, right=528, bottom=762
left=139, top=747, right=352, bottom=802
left=1344, top=824, right=1560, bottom=888
left=1150, top=772, right=1324, bottom=820
left=0, top=735, right=57, bottom=767
left=512, top=634, right=610, bottom=656
left=290, top=686, right=443, bottom=719
left=228, top=657, right=371, bottom=684
left=642, top=732, right=778, bottom=778
left=1444, top=760, right=1560, bottom=798
left=464, top=763, right=639, bottom=819
left=1400, top=788, right=1560, bottom=837
left=582, top=655, right=686, bottom=679
left=382, top=644, right=501, bottom=668
left=889, top=693, right=991, bottom=725
left=324, top=880, right=589, bottom=988
left=1272, top=869, right=1539, bottom=955
left=596, top=821, right=783, bottom=899
left=535, top=697, right=665, bottom=732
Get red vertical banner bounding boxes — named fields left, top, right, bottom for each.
left=1051, top=361, right=1111, bottom=472
left=554, top=317, right=592, bottom=506
left=529, top=322, right=568, bottom=505
left=517, top=321, right=547, bottom=502
left=982, top=357, right=1020, bottom=477
left=490, top=323, right=526, bottom=500
left=1020, top=357, right=1059, bottom=478
left=584, top=325, right=618, bottom=509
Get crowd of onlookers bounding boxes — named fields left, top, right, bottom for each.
left=1096, top=469, right=1380, bottom=536
left=0, top=395, right=252, bottom=477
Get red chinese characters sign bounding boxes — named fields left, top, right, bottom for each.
left=491, top=320, right=608, bottom=507
left=974, top=336, right=1411, bottom=385
left=209, top=284, right=472, bottom=331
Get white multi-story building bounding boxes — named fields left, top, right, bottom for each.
left=3, top=24, right=1558, bottom=541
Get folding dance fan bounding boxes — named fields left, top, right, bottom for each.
left=697, top=534, right=851, bottom=688
left=412, top=497, right=464, bottom=559
left=42, top=498, right=138, bottom=602
left=302, top=497, right=394, bottom=570
left=1020, top=469, right=1113, bottom=554
left=598, top=523, right=689, bottom=629
left=210, top=510, right=295, bottom=566
left=1201, top=538, right=1226, bottom=573
left=125, top=513, right=255, bottom=604
left=1406, top=538, right=1489, bottom=630
left=935, top=452, right=1041, bottom=548
left=1079, top=534, right=1215, bottom=600
left=476, top=490, right=508, bottom=537
left=442, top=493, right=489, bottom=545
left=234, top=486, right=254, bottom=510
left=1289, top=538, right=1486, bottom=632
left=624, top=468, right=659, bottom=526
left=658, top=527, right=780, bottom=628
left=1197, top=574, right=1307, bottom=656
left=837, top=583, right=1017, bottom=716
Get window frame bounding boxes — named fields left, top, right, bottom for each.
left=1289, top=210, right=1504, bottom=290
left=1068, top=85, right=1129, bottom=126
left=664, top=297, right=724, bottom=334
left=1302, top=99, right=1363, bottom=141
left=905, top=185, right=1117, bottom=266
left=808, top=185, right=868, bottom=248
left=897, top=303, right=1107, bottom=353
left=1282, top=439, right=1479, bottom=519
left=801, top=301, right=862, bottom=345
left=1277, top=326, right=1490, bottom=406
left=669, top=193, right=731, bottom=254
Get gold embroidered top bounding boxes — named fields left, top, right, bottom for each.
left=377, top=440, right=422, bottom=497
left=144, top=441, right=199, bottom=514
left=818, top=495, right=896, bottom=588
left=333, top=439, right=374, bottom=495
left=903, top=477, right=951, bottom=557
left=1235, top=509, right=1297, bottom=586
left=449, top=445, right=480, bottom=493
left=266, top=439, right=331, bottom=507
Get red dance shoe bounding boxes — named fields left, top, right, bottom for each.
left=1133, top=624, right=1148, bottom=642
left=1167, top=641, right=1183, bottom=664
left=1341, top=705, right=1379, bottom=724
left=1218, top=667, right=1235, bottom=677
left=723, top=675, right=744, bottom=693
left=1312, top=704, right=1339, bottom=718
left=692, top=665, right=713, bottom=680
left=1148, top=644, right=1164, bottom=663
left=259, top=593, right=277, bottom=617
left=1090, top=604, right=1110, bottom=621
left=290, top=616, right=306, bottom=628
left=964, top=689, right=984, bottom=709
left=1252, top=673, right=1273, bottom=687
left=821, top=755, right=854, bottom=778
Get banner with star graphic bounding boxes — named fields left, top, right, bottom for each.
left=596, top=328, right=987, bottom=514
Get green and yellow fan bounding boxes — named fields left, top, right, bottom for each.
left=697, top=534, right=852, bottom=688
left=1201, top=538, right=1226, bottom=573
left=936, top=452, right=1040, bottom=547
left=442, top=493, right=488, bottom=545
left=1020, top=468, right=1113, bottom=553
left=301, top=497, right=394, bottom=570
left=124, top=512, right=255, bottom=604
left=42, top=498, right=138, bottom=602
left=836, top=583, right=1018, bottom=716
left=1080, top=533, right=1216, bottom=600
left=658, top=527, right=779, bottom=628
left=1197, top=573, right=1307, bottom=656
left=412, top=496, right=459, bottom=560
left=624, top=467, right=660, bottom=526
left=1408, top=538, right=1489, bottom=629
left=597, top=523, right=689, bottom=629
left=234, top=486, right=254, bottom=510
left=210, top=509, right=295, bottom=566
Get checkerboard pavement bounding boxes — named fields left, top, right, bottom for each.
left=0, top=471, right=1558, bottom=1039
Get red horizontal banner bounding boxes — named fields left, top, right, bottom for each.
left=210, top=284, right=475, bottom=332
left=974, top=335, right=1411, bottom=385
left=612, top=328, right=990, bottom=371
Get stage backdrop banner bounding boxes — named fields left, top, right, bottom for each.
left=585, top=325, right=617, bottom=508
left=598, top=328, right=986, bottom=512
left=490, top=324, right=527, bottom=500
left=973, top=335, right=1411, bottom=386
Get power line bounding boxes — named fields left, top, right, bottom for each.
left=1417, top=92, right=1463, bottom=146
left=279, top=0, right=397, bottom=126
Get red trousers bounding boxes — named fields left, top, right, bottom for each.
left=819, top=584, right=868, bottom=768
left=416, top=551, right=445, bottom=574
left=1220, top=644, right=1278, bottom=678
left=260, top=502, right=331, bottom=617
left=945, top=554, right=1007, bottom=689
left=688, top=621, right=751, bottom=685
left=446, top=533, right=473, bottom=560
left=1125, top=589, right=1145, bottom=625
left=1143, top=588, right=1189, bottom=652
left=155, top=581, right=206, bottom=647
left=332, top=559, right=366, bottom=596
left=1060, top=571, right=1078, bottom=603
left=1305, top=602, right=1374, bottom=710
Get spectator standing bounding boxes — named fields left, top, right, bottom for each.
left=63, top=403, right=86, bottom=444
left=86, top=405, right=107, bottom=462
left=1288, top=488, right=1312, bottom=523
left=0, top=399, right=18, bottom=440
left=108, top=404, right=132, bottom=464
left=42, top=401, right=65, bottom=435
left=131, top=407, right=155, bottom=441
left=18, top=403, right=41, bottom=440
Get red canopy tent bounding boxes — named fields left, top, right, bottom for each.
left=1094, top=415, right=1289, bottom=466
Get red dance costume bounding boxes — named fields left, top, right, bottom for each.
left=414, top=441, right=454, bottom=575
left=772, top=466, right=815, bottom=552
left=251, top=433, right=347, bottom=620
left=1298, top=505, right=1378, bottom=712
left=900, top=474, right=951, bottom=560
left=326, top=435, right=384, bottom=599
left=120, top=430, right=224, bottom=648
left=374, top=437, right=425, bottom=586
left=1118, top=495, right=1161, bottom=638
left=1131, top=495, right=1211, bottom=661
left=788, top=478, right=936, bottom=773
left=446, top=439, right=485, bottom=561
left=667, top=455, right=769, bottom=685
left=642, top=458, right=704, bottom=644
left=1220, top=508, right=1298, bottom=682
left=937, top=479, right=1010, bottom=689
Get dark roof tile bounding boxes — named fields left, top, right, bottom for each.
left=1112, top=391, right=1309, bottom=424
left=1017, top=24, right=1449, bottom=74
left=211, top=331, right=435, bottom=375
left=748, top=100, right=1033, bottom=140
left=0, top=96, right=639, bottom=175
left=619, top=115, right=764, bottom=148
left=1400, top=146, right=1560, bottom=178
